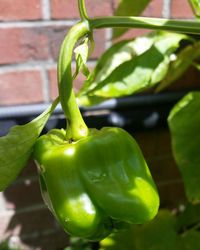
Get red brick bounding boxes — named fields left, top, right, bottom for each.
left=48, top=67, right=58, bottom=100
left=92, top=29, right=107, bottom=58
left=0, top=25, right=73, bottom=64
left=0, top=207, right=60, bottom=238
left=0, top=25, right=105, bottom=65
left=0, top=207, right=69, bottom=250
left=113, top=0, right=162, bottom=16
left=50, top=0, right=79, bottom=19
left=158, top=181, right=186, bottom=208
left=50, top=27, right=106, bottom=60
left=148, top=156, right=181, bottom=182
left=114, top=0, right=163, bottom=17
left=143, top=0, right=163, bottom=17
left=113, top=0, right=119, bottom=10
left=20, top=228, right=69, bottom=250
left=0, top=70, right=44, bottom=105
left=1, top=224, right=69, bottom=250
left=113, top=28, right=150, bottom=41
left=171, top=0, right=194, bottom=18
left=3, top=179, right=43, bottom=210
left=112, top=0, right=163, bottom=41
left=47, top=26, right=70, bottom=61
left=48, top=66, right=88, bottom=101
left=0, top=28, right=49, bottom=65
left=133, top=128, right=184, bottom=181
left=0, top=0, right=42, bottom=21
left=84, top=0, right=113, bottom=17
left=167, top=66, right=200, bottom=91
left=133, top=129, right=172, bottom=161
left=52, top=25, right=107, bottom=60
left=48, top=26, right=106, bottom=61
left=0, top=211, right=14, bottom=237
left=0, top=228, right=67, bottom=250
left=51, top=0, right=113, bottom=19
left=19, top=160, right=38, bottom=179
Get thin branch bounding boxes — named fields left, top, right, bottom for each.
left=78, top=0, right=89, bottom=20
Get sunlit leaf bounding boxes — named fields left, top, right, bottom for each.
left=78, top=33, right=157, bottom=97
left=189, top=0, right=200, bottom=18
left=73, top=37, right=90, bottom=79
left=90, top=45, right=165, bottom=97
left=78, top=32, right=160, bottom=101
left=193, top=61, right=200, bottom=70
left=78, top=32, right=187, bottom=106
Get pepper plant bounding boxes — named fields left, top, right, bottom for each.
left=0, top=0, right=200, bottom=248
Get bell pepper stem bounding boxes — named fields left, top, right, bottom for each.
left=58, top=21, right=90, bottom=141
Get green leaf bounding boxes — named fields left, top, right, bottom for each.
left=77, top=33, right=157, bottom=100
left=113, top=0, right=151, bottom=38
left=64, top=237, right=93, bottom=250
left=80, top=32, right=186, bottom=102
left=77, top=95, right=108, bottom=107
left=156, top=41, right=200, bottom=92
left=90, top=46, right=164, bottom=97
left=100, top=208, right=200, bottom=250
left=92, top=34, right=155, bottom=84
left=0, top=240, right=21, bottom=250
left=99, top=228, right=136, bottom=250
left=177, top=203, right=200, bottom=230
left=132, top=210, right=177, bottom=250
left=189, top=0, right=200, bottom=18
left=176, top=230, right=200, bottom=250
left=78, top=32, right=187, bottom=104
left=73, top=37, right=90, bottom=80
left=0, top=98, right=59, bottom=191
left=193, top=61, right=200, bottom=70
left=100, top=210, right=177, bottom=250
left=78, top=40, right=131, bottom=96
left=168, top=92, right=200, bottom=203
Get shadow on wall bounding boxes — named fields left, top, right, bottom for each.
left=2, top=159, right=69, bottom=250
left=0, top=117, right=69, bottom=250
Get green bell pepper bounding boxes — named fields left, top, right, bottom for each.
left=33, top=126, right=159, bottom=241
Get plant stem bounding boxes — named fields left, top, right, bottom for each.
left=78, top=0, right=89, bottom=20
left=181, top=222, right=200, bottom=236
left=58, top=2, right=200, bottom=141
left=58, top=21, right=90, bottom=141
left=89, top=16, right=200, bottom=35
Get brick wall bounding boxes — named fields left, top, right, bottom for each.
left=0, top=0, right=194, bottom=106
left=0, top=0, right=196, bottom=249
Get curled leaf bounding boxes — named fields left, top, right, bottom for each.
left=0, top=98, right=59, bottom=191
